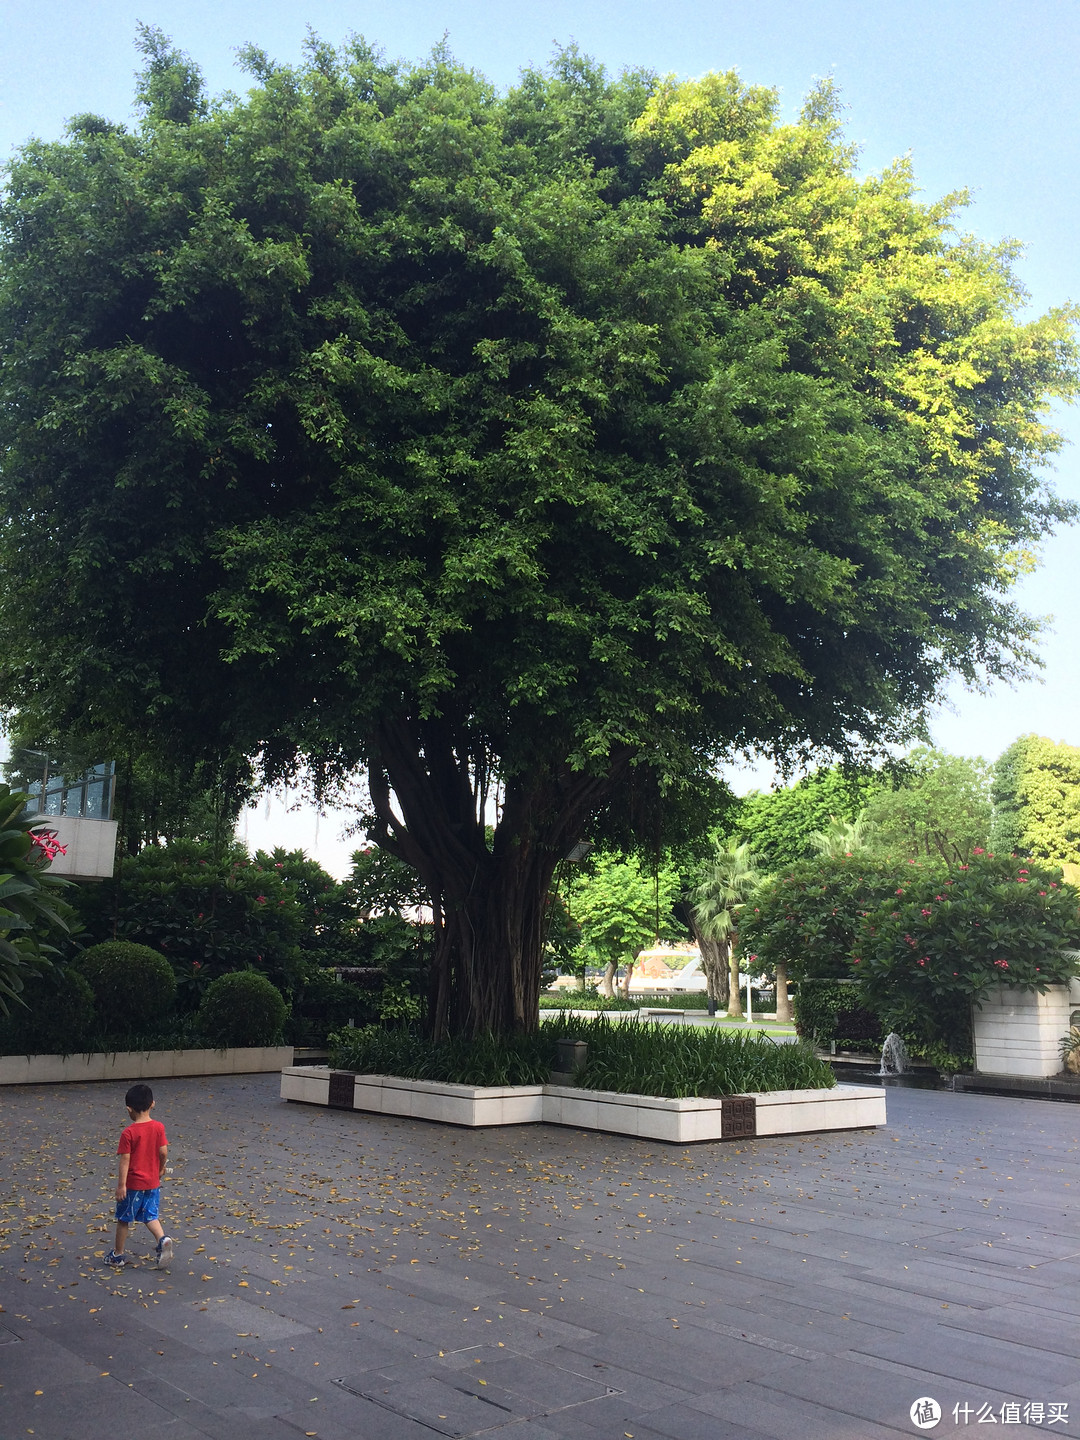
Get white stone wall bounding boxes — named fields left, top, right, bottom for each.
left=972, top=983, right=1071, bottom=1077
left=31, top=816, right=118, bottom=880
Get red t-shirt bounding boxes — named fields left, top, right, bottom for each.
left=117, top=1119, right=167, bottom=1191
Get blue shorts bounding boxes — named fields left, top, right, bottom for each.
left=115, top=1188, right=160, bottom=1225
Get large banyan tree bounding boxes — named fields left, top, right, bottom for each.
left=0, top=31, right=1075, bottom=1033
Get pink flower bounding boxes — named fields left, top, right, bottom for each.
left=973, top=847, right=985, bottom=855
left=256, top=895, right=267, bottom=904
left=920, top=909, right=931, bottom=917
left=917, top=958, right=927, bottom=966
left=895, top=889, right=904, bottom=896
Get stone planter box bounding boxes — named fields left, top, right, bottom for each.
left=973, top=983, right=1072, bottom=1078
left=0, top=1046, right=295, bottom=1085
left=280, top=1065, right=885, bottom=1142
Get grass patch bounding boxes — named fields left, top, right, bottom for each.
left=328, top=1015, right=834, bottom=1096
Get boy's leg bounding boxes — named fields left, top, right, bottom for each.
left=111, top=1220, right=130, bottom=1257
left=146, top=1219, right=164, bottom=1243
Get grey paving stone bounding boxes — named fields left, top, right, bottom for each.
left=5, top=1073, right=1080, bottom=1438
left=620, top=1401, right=774, bottom=1440
left=850, top=1321, right=1080, bottom=1392
left=690, top=1380, right=925, bottom=1440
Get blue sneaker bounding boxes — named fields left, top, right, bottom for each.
left=105, top=1250, right=126, bottom=1268
left=156, top=1236, right=174, bottom=1268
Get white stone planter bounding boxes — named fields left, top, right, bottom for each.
left=280, top=1066, right=885, bottom=1142
left=972, top=983, right=1071, bottom=1078
left=31, top=815, right=118, bottom=880
left=0, top=1046, right=295, bottom=1085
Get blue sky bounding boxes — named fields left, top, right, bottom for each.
left=3, top=1, right=1078, bottom=868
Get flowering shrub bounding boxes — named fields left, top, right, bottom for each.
left=739, top=856, right=941, bottom=981
left=855, top=851, right=1080, bottom=1059
left=71, top=840, right=305, bottom=1001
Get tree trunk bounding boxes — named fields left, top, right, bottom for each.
left=598, top=961, right=616, bottom=999
left=725, top=938, right=743, bottom=1018
left=689, top=918, right=728, bottom=1011
left=367, top=714, right=626, bottom=1036
left=619, top=957, right=636, bottom=1000
left=774, top=960, right=792, bottom=1023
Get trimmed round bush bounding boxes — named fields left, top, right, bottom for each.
left=0, top=967, right=96, bottom=1055
left=76, top=941, right=177, bottom=1031
left=198, top=971, right=288, bottom=1047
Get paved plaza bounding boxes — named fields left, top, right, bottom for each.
left=1, top=1074, right=1078, bottom=1439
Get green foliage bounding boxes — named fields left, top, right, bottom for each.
left=376, top=981, right=425, bottom=1024
left=740, top=855, right=918, bottom=981
left=75, top=941, right=177, bottom=1031
left=855, top=853, right=1080, bottom=1058
left=71, top=841, right=305, bottom=998
left=690, top=841, right=765, bottom=945
left=0, top=785, right=79, bottom=1014
left=0, top=38, right=1076, bottom=1035
left=0, top=966, right=96, bottom=1054
left=341, top=847, right=430, bottom=986
left=569, top=853, right=681, bottom=977
left=288, top=965, right=380, bottom=1046
left=572, top=1018, right=835, bottom=1098
left=329, top=1013, right=834, bottom=1095
left=345, top=847, right=427, bottom=920
left=727, top=770, right=885, bottom=869
left=793, top=979, right=884, bottom=1049
left=863, top=747, right=991, bottom=865
left=990, top=735, right=1080, bottom=862
left=198, top=970, right=288, bottom=1047
left=328, top=1024, right=557, bottom=1087
left=253, top=847, right=351, bottom=965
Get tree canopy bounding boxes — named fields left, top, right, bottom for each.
left=0, top=32, right=1076, bottom=1033
left=726, top=768, right=885, bottom=869
left=990, top=735, right=1080, bottom=863
left=862, top=746, right=991, bottom=866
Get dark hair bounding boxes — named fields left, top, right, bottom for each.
left=125, top=1083, right=154, bottom=1112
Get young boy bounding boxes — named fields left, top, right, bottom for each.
left=105, top=1082, right=175, bottom=1269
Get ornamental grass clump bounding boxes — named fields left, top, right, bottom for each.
left=856, top=851, right=1080, bottom=1061
left=328, top=1025, right=555, bottom=1086
left=328, top=1014, right=833, bottom=1095
left=569, top=1018, right=833, bottom=1097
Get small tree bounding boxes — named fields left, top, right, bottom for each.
left=690, top=842, right=768, bottom=1018
left=990, top=736, right=1080, bottom=863
left=863, top=746, right=992, bottom=866
left=571, top=854, right=680, bottom=999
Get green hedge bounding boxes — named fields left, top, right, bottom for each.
left=76, top=942, right=177, bottom=1031
left=198, top=971, right=288, bottom=1047
left=0, top=966, right=96, bottom=1054
left=793, top=979, right=884, bottom=1050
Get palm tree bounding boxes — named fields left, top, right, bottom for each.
left=690, top=841, right=770, bottom=1019
left=808, top=811, right=874, bottom=858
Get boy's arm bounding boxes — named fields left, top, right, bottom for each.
left=159, top=1140, right=168, bottom=1173
left=115, top=1152, right=130, bottom=1202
